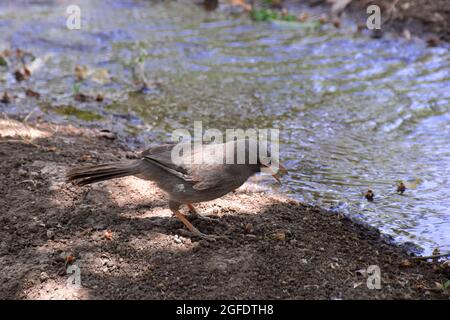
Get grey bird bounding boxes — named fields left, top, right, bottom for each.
left=67, top=139, right=287, bottom=240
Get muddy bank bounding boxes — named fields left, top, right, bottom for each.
left=0, top=118, right=448, bottom=299
left=303, top=0, right=450, bottom=42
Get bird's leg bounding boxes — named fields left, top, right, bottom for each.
left=172, top=210, right=219, bottom=241
left=186, top=203, right=220, bottom=223
left=187, top=203, right=199, bottom=215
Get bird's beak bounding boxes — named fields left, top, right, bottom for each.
left=265, top=163, right=288, bottom=184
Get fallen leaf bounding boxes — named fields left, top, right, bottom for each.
left=75, top=65, right=89, bottom=81
left=272, top=231, right=286, bottom=241
left=25, top=89, right=40, bottom=99
left=92, top=69, right=111, bottom=84
left=297, top=12, right=309, bottom=23
left=80, top=154, right=92, bottom=162
left=65, top=254, right=75, bottom=265
left=399, top=259, right=412, bottom=268
left=244, top=223, right=253, bottom=234
left=74, top=93, right=93, bottom=102
left=229, top=0, right=251, bottom=12
left=104, top=229, right=113, bottom=240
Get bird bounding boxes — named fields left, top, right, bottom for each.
left=67, top=139, right=287, bottom=240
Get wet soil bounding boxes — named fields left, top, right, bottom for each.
left=305, top=0, right=450, bottom=42
left=0, top=119, right=448, bottom=299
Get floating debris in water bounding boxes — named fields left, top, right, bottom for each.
left=95, top=93, right=104, bottom=102
left=25, top=89, right=40, bottom=99
left=14, top=69, right=29, bottom=82
left=427, top=35, right=441, bottom=47
left=201, top=0, right=218, bottom=11
left=1, top=92, right=11, bottom=104
left=0, top=54, right=7, bottom=67
left=75, top=65, right=88, bottom=81
left=297, top=12, right=309, bottom=23
left=332, top=18, right=341, bottom=28
left=74, top=93, right=93, bottom=102
left=364, top=189, right=374, bottom=202
left=397, top=181, right=406, bottom=194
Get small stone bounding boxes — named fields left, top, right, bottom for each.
left=40, top=272, right=49, bottom=282
left=30, top=171, right=39, bottom=178
left=46, top=229, right=55, bottom=240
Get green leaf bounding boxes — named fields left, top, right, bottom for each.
left=444, top=280, right=450, bottom=290
left=0, top=55, right=7, bottom=67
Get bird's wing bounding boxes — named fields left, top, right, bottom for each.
left=141, top=143, right=232, bottom=190
left=189, top=163, right=231, bottom=190
left=142, top=143, right=197, bottom=182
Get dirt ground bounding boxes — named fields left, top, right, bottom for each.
left=0, top=118, right=449, bottom=300
left=304, top=0, right=450, bottom=42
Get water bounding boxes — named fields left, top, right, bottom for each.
left=1, top=0, right=449, bottom=255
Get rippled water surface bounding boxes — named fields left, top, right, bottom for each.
left=1, top=0, right=449, bottom=254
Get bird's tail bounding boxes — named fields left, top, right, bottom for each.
left=66, top=160, right=142, bottom=186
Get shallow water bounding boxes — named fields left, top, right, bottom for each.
left=1, top=0, right=449, bottom=255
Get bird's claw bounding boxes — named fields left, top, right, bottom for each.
left=191, top=230, right=227, bottom=242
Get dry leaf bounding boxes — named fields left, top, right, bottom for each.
left=244, top=223, right=253, bottom=234
left=25, top=89, right=40, bottom=99
left=65, top=254, right=75, bottom=265
left=228, top=0, right=251, bottom=12
left=104, top=229, right=113, bottom=240
left=92, top=69, right=110, bottom=84
left=75, top=65, right=89, bottom=81
left=399, top=259, right=412, bottom=268
left=272, top=231, right=286, bottom=241
left=80, top=154, right=92, bottom=162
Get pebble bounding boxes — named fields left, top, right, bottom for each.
left=46, top=229, right=55, bottom=240
left=173, top=236, right=182, bottom=244
left=40, top=272, right=49, bottom=282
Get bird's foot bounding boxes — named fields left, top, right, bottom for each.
left=189, top=214, right=221, bottom=224
left=186, top=203, right=222, bottom=224
left=178, top=228, right=226, bottom=241
left=191, top=230, right=220, bottom=241
left=173, top=209, right=227, bottom=242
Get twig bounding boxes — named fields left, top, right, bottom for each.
left=412, top=253, right=450, bottom=261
